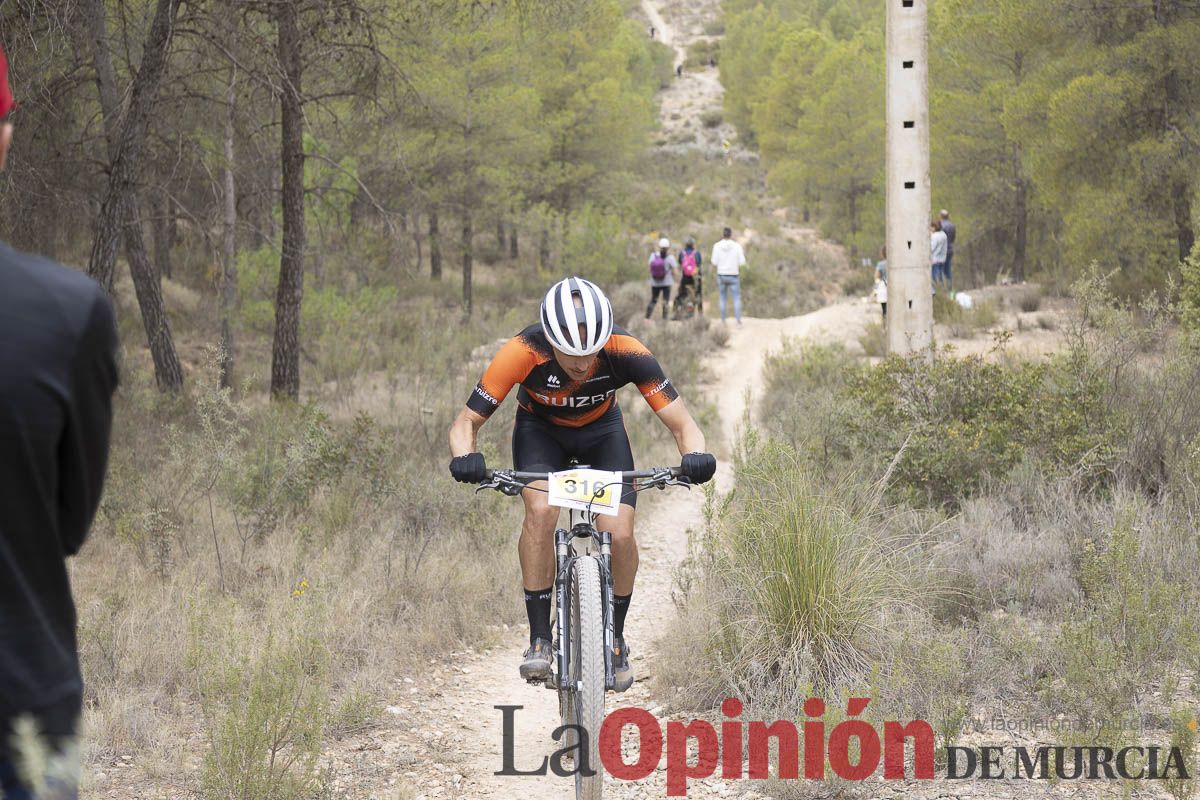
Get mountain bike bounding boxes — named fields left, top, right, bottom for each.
left=478, top=464, right=689, bottom=800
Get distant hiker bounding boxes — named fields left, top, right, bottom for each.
left=939, top=209, right=956, bottom=288
left=646, top=237, right=678, bottom=321
left=875, top=245, right=888, bottom=317
left=649, top=25, right=656, bottom=39
left=931, top=220, right=949, bottom=292
left=711, top=227, right=746, bottom=326
left=0, top=43, right=120, bottom=800
left=675, top=236, right=703, bottom=317
left=676, top=64, right=683, bottom=79
left=708, top=55, right=716, bottom=68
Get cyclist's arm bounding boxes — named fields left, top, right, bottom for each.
left=656, top=397, right=706, bottom=455
left=449, top=334, right=536, bottom=456
left=449, top=406, right=489, bottom=457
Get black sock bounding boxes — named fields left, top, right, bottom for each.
left=613, top=592, right=632, bottom=640
left=524, top=586, right=553, bottom=645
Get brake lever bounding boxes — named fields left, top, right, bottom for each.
left=476, top=474, right=525, bottom=496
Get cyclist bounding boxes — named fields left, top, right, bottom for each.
left=447, top=277, right=716, bottom=691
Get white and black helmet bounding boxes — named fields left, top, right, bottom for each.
left=540, top=277, right=613, bottom=356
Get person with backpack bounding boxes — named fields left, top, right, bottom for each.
left=675, top=237, right=702, bottom=317
left=645, top=237, right=678, bottom=321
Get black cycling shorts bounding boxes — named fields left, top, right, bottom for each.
left=513, top=404, right=638, bottom=508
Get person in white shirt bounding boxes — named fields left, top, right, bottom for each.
left=931, top=220, right=949, bottom=292
left=710, top=226, right=746, bottom=325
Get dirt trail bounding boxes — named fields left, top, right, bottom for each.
left=321, top=3, right=879, bottom=798
left=355, top=298, right=872, bottom=800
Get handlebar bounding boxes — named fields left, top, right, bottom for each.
left=477, top=466, right=687, bottom=497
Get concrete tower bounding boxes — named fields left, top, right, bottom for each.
left=885, top=0, right=933, bottom=355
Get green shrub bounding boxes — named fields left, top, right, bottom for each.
left=1045, top=506, right=1196, bottom=746
left=760, top=342, right=864, bottom=470
left=700, top=110, right=723, bottom=129
left=192, top=600, right=331, bottom=800
left=845, top=350, right=1115, bottom=506
left=1166, top=707, right=1198, bottom=800
left=712, top=439, right=936, bottom=691
left=684, top=39, right=720, bottom=69
left=1017, top=286, right=1042, bottom=312
left=1179, top=244, right=1200, bottom=340
left=858, top=319, right=886, bottom=357
left=841, top=269, right=874, bottom=297
left=933, top=293, right=999, bottom=337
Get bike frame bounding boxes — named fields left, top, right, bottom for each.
left=476, top=464, right=685, bottom=694
left=554, top=509, right=616, bottom=691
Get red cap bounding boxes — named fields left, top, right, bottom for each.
left=0, top=45, right=15, bottom=119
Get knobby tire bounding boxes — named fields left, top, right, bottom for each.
left=569, top=556, right=605, bottom=799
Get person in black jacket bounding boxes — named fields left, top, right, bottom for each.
left=0, top=44, right=120, bottom=799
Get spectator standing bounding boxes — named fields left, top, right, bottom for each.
left=930, top=220, right=949, bottom=292
left=939, top=209, right=956, bottom=288
left=710, top=226, right=746, bottom=326
left=0, top=44, right=120, bottom=800
left=645, top=237, right=678, bottom=320
left=875, top=245, right=888, bottom=317
left=677, top=236, right=703, bottom=314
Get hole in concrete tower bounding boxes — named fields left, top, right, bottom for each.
left=908, top=300, right=913, bottom=309
left=907, top=241, right=912, bottom=249
left=904, top=181, right=915, bottom=188
left=903, top=120, right=914, bottom=128
left=903, top=60, right=914, bottom=68
left=902, top=0, right=913, bottom=6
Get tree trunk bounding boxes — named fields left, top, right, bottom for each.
left=83, top=0, right=184, bottom=392
left=410, top=210, right=423, bottom=274
left=220, top=72, right=238, bottom=389
left=125, top=196, right=184, bottom=390
left=429, top=211, right=442, bottom=279
left=1171, top=179, right=1195, bottom=263
left=509, top=225, right=519, bottom=259
left=270, top=0, right=305, bottom=401
left=539, top=227, right=550, bottom=270
left=462, top=213, right=473, bottom=316
left=1013, top=166, right=1028, bottom=283
left=151, top=190, right=173, bottom=282
left=85, top=0, right=178, bottom=293
left=496, top=220, right=506, bottom=254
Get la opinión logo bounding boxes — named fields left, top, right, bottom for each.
left=494, top=697, right=1192, bottom=797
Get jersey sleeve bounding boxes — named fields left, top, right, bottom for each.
left=608, top=334, right=680, bottom=412
left=466, top=336, right=537, bottom=418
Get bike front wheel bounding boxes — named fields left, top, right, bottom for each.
left=565, top=556, right=605, bottom=799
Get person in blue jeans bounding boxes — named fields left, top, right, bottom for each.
left=939, top=209, right=956, bottom=287
left=709, top=227, right=746, bottom=325
left=930, top=220, right=949, bottom=292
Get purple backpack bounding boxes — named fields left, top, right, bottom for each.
left=650, top=254, right=668, bottom=281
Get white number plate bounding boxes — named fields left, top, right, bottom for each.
left=547, top=469, right=622, bottom=517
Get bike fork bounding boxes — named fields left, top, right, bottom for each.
left=554, top=525, right=571, bottom=690
left=599, top=530, right=614, bottom=690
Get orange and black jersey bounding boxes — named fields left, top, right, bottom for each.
left=467, top=324, right=679, bottom=427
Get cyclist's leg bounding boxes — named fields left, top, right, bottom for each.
left=512, top=410, right=566, bottom=671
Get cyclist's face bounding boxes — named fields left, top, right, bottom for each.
left=552, top=345, right=597, bottom=381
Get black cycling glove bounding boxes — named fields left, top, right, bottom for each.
left=680, top=452, right=717, bottom=484
left=450, top=452, right=487, bottom=483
